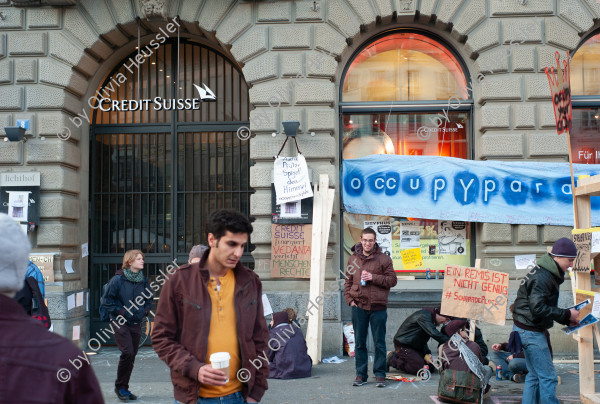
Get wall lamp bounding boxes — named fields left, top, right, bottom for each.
left=271, top=121, right=315, bottom=138
left=3, top=126, right=26, bottom=142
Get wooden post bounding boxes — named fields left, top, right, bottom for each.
left=566, top=130, right=579, bottom=227
left=573, top=175, right=600, bottom=403
left=306, top=174, right=334, bottom=364
left=469, top=259, right=481, bottom=341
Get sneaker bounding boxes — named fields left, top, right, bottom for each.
left=115, top=387, right=130, bottom=401
left=352, top=376, right=367, bottom=386
left=512, top=374, right=526, bottom=383
left=375, top=377, right=386, bottom=387
left=126, top=391, right=137, bottom=400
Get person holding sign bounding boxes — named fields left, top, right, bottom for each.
left=388, top=307, right=450, bottom=375
left=344, top=228, right=397, bottom=388
left=512, top=238, right=580, bottom=404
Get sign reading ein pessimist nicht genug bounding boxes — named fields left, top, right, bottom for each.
left=342, top=155, right=600, bottom=226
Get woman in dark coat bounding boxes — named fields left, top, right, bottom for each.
left=268, top=309, right=312, bottom=379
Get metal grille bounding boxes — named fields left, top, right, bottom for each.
left=89, top=39, right=251, bottom=337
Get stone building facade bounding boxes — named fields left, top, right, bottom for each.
left=1, top=0, right=598, bottom=354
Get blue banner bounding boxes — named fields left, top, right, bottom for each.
left=342, top=155, right=600, bottom=226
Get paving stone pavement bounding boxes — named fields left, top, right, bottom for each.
left=91, top=347, right=590, bottom=403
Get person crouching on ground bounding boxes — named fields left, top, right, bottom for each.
left=388, top=307, right=450, bottom=375
left=268, top=308, right=312, bottom=379
left=490, top=326, right=527, bottom=383
left=512, top=237, right=580, bottom=404
left=102, top=249, right=153, bottom=401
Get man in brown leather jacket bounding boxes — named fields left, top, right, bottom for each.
left=152, top=210, right=269, bottom=404
left=344, top=227, right=397, bottom=388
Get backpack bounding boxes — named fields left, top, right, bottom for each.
left=15, top=277, right=51, bottom=329
left=99, top=276, right=121, bottom=322
left=438, top=369, right=482, bottom=404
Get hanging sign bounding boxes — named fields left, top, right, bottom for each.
left=572, top=229, right=592, bottom=272
left=545, top=51, right=572, bottom=135
left=342, top=154, right=600, bottom=226
left=273, top=154, right=313, bottom=205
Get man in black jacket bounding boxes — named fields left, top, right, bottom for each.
left=512, top=238, right=580, bottom=404
left=388, top=307, right=449, bottom=375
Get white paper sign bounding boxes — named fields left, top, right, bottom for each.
left=76, top=292, right=84, bottom=307
left=592, top=232, right=600, bottom=254
left=593, top=294, right=600, bottom=318
left=67, top=294, right=76, bottom=310
left=273, top=154, right=313, bottom=204
left=65, top=260, right=74, bottom=274
left=72, top=325, right=80, bottom=341
left=400, top=221, right=420, bottom=248
left=364, top=221, right=393, bottom=256
left=81, top=243, right=89, bottom=258
left=515, top=254, right=537, bottom=270
left=262, top=294, right=273, bottom=317
left=7, top=191, right=30, bottom=222
left=438, top=221, right=466, bottom=255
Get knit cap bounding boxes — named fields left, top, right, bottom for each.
left=0, top=213, right=30, bottom=294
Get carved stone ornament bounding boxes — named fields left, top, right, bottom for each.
left=140, top=0, right=168, bottom=21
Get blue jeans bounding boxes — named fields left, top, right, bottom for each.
left=175, top=391, right=247, bottom=404
left=352, top=306, right=387, bottom=379
left=514, top=325, right=558, bottom=404
left=490, top=351, right=528, bottom=380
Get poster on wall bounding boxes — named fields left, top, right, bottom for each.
left=438, top=221, right=466, bottom=255
left=364, top=221, right=392, bottom=256
left=30, top=254, right=55, bottom=283
left=273, top=155, right=313, bottom=204
left=270, top=224, right=312, bottom=278
left=7, top=191, right=30, bottom=222
left=400, top=221, right=420, bottom=248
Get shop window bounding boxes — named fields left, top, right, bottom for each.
left=340, top=31, right=472, bottom=277
left=572, top=33, right=600, bottom=164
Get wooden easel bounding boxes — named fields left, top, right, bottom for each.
left=573, top=174, right=600, bottom=404
left=306, top=174, right=335, bottom=364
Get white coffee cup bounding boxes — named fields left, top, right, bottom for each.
left=210, top=352, right=231, bottom=383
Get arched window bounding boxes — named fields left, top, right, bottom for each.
left=571, top=33, right=600, bottom=164
left=340, top=31, right=473, bottom=276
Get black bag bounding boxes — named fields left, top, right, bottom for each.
left=25, top=277, right=51, bottom=329
left=438, top=369, right=482, bottom=404
left=99, top=276, right=121, bottom=322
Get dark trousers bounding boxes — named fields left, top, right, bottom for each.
left=389, top=344, right=426, bottom=375
left=114, top=323, right=141, bottom=390
left=352, top=306, right=387, bottom=379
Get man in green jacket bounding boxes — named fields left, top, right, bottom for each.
left=389, top=307, right=450, bottom=375
left=512, top=237, right=580, bottom=404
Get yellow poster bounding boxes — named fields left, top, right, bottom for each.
left=392, top=239, right=471, bottom=272
left=401, top=248, right=423, bottom=270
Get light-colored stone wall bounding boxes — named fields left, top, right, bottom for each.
left=0, top=0, right=598, bottom=354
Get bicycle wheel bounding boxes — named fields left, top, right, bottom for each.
left=139, top=316, right=151, bottom=347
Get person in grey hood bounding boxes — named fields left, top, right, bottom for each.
left=512, top=237, right=580, bottom=404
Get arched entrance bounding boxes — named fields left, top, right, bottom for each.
left=89, top=38, right=251, bottom=336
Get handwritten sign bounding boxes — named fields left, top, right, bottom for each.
left=30, top=254, right=54, bottom=283
left=441, top=265, right=510, bottom=325
left=270, top=224, right=312, bottom=278
left=572, top=229, right=592, bottom=272
left=545, top=51, right=572, bottom=135
left=592, top=229, right=600, bottom=255
left=273, top=155, right=313, bottom=204
left=401, top=248, right=423, bottom=270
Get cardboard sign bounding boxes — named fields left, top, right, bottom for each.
left=273, top=155, right=313, bottom=204
left=572, top=229, right=592, bottom=272
left=30, top=254, right=54, bottom=283
left=545, top=51, right=572, bottom=135
left=441, top=265, right=510, bottom=325
left=400, top=248, right=423, bottom=270
left=270, top=224, right=312, bottom=278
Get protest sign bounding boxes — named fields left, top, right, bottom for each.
left=274, top=155, right=313, bottom=204
left=401, top=248, right=423, bottom=270
left=270, top=224, right=312, bottom=278
left=545, top=51, right=572, bottom=135
left=572, top=229, right=592, bottom=272
left=30, top=254, right=54, bottom=282
left=441, top=265, right=509, bottom=325
left=364, top=221, right=392, bottom=256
